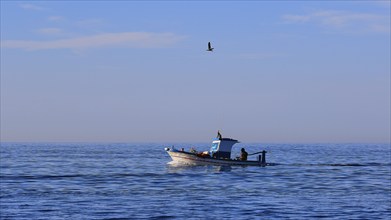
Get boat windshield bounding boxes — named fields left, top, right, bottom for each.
left=210, top=143, right=219, bottom=152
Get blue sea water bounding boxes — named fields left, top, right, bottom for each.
left=0, top=143, right=390, bottom=219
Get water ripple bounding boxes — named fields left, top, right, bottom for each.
left=1, top=143, right=390, bottom=219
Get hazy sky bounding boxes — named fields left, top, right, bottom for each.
left=1, top=1, right=390, bottom=143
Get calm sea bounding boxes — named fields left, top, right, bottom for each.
left=1, top=143, right=390, bottom=219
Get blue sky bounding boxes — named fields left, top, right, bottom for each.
left=1, top=1, right=390, bottom=143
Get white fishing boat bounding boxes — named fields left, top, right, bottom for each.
left=165, top=132, right=270, bottom=166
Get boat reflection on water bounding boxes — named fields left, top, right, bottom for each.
left=166, top=161, right=232, bottom=173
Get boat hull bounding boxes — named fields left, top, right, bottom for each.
left=166, top=148, right=266, bottom=166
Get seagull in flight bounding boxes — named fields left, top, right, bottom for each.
left=207, top=42, right=214, bottom=52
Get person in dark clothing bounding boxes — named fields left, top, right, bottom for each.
left=240, top=148, right=248, bottom=161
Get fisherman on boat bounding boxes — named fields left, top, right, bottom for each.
left=240, top=148, right=248, bottom=161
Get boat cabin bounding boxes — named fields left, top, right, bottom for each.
left=209, top=137, right=239, bottom=159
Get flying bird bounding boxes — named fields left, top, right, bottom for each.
left=207, top=42, right=214, bottom=52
